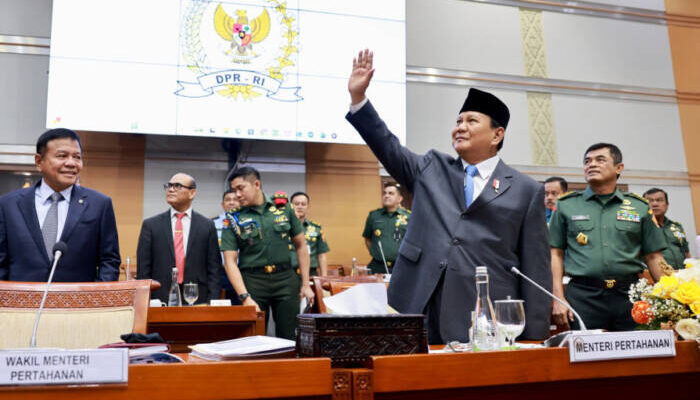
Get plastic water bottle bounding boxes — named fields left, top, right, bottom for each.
left=168, top=267, right=182, bottom=307
left=472, top=266, right=497, bottom=351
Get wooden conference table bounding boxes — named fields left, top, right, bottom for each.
left=1, top=340, right=697, bottom=399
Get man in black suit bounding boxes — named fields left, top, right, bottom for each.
left=346, top=49, right=551, bottom=344
left=137, top=173, right=221, bottom=304
left=0, top=128, right=120, bottom=282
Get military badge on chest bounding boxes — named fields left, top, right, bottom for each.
left=393, top=215, right=408, bottom=241
left=305, top=225, right=318, bottom=242
left=571, top=215, right=589, bottom=246
left=616, top=209, right=640, bottom=223
left=576, top=232, right=588, bottom=246
left=670, top=225, right=686, bottom=243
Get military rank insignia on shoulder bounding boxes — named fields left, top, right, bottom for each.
left=626, top=192, right=649, bottom=204
left=558, top=191, right=580, bottom=201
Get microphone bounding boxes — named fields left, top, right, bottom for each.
left=30, top=241, right=68, bottom=348
left=377, top=241, right=391, bottom=275
left=507, top=266, right=588, bottom=344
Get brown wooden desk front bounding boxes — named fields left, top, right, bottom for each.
left=0, top=357, right=335, bottom=400
left=146, top=306, right=265, bottom=353
left=361, top=340, right=700, bottom=399
left=0, top=341, right=697, bottom=400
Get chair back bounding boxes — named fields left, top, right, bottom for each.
left=0, top=279, right=153, bottom=349
left=326, top=265, right=345, bottom=277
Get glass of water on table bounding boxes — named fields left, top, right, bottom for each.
left=494, top=297, right=525, bottom=350
left=183, top=282, right=199, bottom=306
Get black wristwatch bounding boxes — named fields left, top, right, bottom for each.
left=239, top=292, right=250, bottom=301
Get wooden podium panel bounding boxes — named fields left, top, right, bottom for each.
left=368, top=340, right=700, bottom=399
left=0, top=358, right=334, bottom=400
left=146, top=306, right=265, bottom=353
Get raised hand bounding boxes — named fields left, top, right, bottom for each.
left=348, top=49, right=375, bottom=105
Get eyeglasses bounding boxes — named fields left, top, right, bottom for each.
left=164, top=182, right=196, bottom=191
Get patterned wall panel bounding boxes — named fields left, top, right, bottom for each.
left=519, top=9, right=557, bottom=166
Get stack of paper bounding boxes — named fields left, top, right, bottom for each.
left=324, top=283, right=395, bottom=315
left=189, top=336, right=295, bottom=361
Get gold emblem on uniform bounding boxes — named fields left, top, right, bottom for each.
left=264, top=265, right=276, bottom=274
left=623, top=199, right=632, bottom=205
left=375, top=229, right=381, bottom=237
left=605, top=279, right=616, bottom=289
left=620, top=206, right=635, bottom=211
left=576, top=232, right=588, bottom=245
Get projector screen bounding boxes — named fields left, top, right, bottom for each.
left=46, top=0, right=406, bottom=145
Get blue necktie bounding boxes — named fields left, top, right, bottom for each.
left=464, top=165, right=478, bottom=208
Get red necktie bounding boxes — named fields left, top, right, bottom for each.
left=174, top=213, right=185, bottom=284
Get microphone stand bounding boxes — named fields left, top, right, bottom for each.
left=377, top=241, right=391, bottom=275
left=30, top=244, right=66, bottom=348
left=506, top=267, right=588, bottom=347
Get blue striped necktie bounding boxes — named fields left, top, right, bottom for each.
left=464, top=165, right=478, bottom=208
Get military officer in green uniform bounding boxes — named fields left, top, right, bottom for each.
left=362, top=183, right=411, bottom=274
left=221, top=167, right=314, bottom=340
left=549, top=143, right=668, bottom=331
left=644, top=188, right=691, bottom=270
left=289, top=192, right=330, bottom=276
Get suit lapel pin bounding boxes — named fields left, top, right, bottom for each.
left=493, top=179, right=500, bottom=193
left=78, top=199, right=84, bottom=204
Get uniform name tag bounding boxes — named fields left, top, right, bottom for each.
left=568, top=330, right=675, bottom=363
left=0, top=349, right=128, bottom=386
left=571, top=215, right=590, bottom=221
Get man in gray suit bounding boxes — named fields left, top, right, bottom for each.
left=346, top=49, right=551, bottom=344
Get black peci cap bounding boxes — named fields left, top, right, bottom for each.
left=459, top=88, right=510, bottom=129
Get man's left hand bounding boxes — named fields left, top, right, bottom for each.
left=300, top=284, right=315, bottom=305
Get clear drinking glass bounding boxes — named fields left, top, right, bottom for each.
left=183, top=282, right=199, bottom=306
left=494, top=298, right=526, bottom=350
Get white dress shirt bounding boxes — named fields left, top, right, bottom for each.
left=170, top=207, right=192, bottom=256
left=349, top=97, right=370, bottom=114
left=461, top=155, right=500, bottom=204
left=35, top=179, right=73, bottom=242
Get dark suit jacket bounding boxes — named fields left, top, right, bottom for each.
left=347, top=101, right=552, bottom=342
left=0, top=183, right=120, bottom=282
left=136, top=210, right=221, bottom=304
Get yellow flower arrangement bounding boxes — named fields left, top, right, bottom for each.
left=650, top=275, right=679, bottom=299
left=670, top=281, right=700, bottom=305
left=629, top=261, right=699, bottom=331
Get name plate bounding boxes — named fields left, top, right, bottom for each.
left=210, top=299, right=232, bottom=306
left=0, top=348, right=128, bottom=386
left=568, top=330, right=675, bottom=363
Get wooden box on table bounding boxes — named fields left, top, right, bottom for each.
left=296, top=313, right=428, bottom=367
